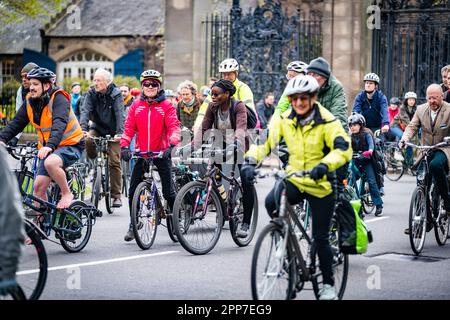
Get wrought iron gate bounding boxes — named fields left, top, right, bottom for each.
left=372, top=0, right=450, bottom=102
left=202, top=0, right=322, bottom=102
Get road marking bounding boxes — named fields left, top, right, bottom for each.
left=365, top=216, right=389, bottom=223
left=17, top=250, right=179, bottom=275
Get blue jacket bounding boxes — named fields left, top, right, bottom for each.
left=352, top=90, right=389, bottom=130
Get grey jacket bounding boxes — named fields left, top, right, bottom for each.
left=0, top=147, right=24, bottom=280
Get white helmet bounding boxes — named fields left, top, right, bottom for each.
left=404, top=91, right=417, bottom=100
left=287, top=61, right=308, bottom=74
left=364, top=72, right=380, bottom=84
left=219, top=58, right=239, bottom=73
left=284, top=75, right=320, bottom=97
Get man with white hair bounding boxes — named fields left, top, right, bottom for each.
left=80, top=68, right=124, bottom=207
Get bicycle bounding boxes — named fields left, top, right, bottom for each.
left=251, top=170, right=348, bottom=300
left=129, top=151, right=196, bottom=250
left=382, top=141, right=417, bottom=181
left=406, top=139, right=450, bottom=255
left=345, top=154, right=376, bottom=216
left=7, top=145, right=100, bottom=254
left=172, top=146, right=259, bottom=255
left=88, top=135, right=118, bottom=214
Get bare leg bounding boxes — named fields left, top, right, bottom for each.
left=44, top=154, right=73, bottom=209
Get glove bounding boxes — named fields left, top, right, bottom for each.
left=241, top=163, right=256, bottom=184
left=120, top=147, right=132, bottom=162
left=310, top=163, right=328, bottom=181
left=7, top=137, right=19, bottom=147
left=362, top=150, right=373, bottom=158
left=162, top=144, right=175, bottom=160
left=0, top=279, right=19, bottom=296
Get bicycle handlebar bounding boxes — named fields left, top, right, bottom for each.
left=405, top=140, right=450, bottom=150
left=255, top=168, right=311, bottom=180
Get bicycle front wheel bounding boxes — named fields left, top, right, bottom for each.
left=384, top=145, right=404, bottom=181
left=251, top=223, right=295, bottom=300
left=409, top=187, right=427, bottom=255
left=230, top=185, right=258, bottom=247
left=16, top=220, right=48, bottom=300
left=173, top=181, right=223, bottom=255
left=131, top=181, right=159, bottom=250
left=59, top=201, right=94, bottom=253
left=312, top=216, right=349, bottom=300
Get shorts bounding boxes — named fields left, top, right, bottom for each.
left=37, top=145, right=83, bottom=177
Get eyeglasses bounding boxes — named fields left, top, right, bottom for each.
left=142, top=81, right=159, bottom=88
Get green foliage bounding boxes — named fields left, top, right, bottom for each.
left=0, top=0, right=64, bottom=25
left=1, top=79, right=21, bottom=94
left=113, top=75, right=140, bottom=89
left=62, top=77, right=91, bottom=93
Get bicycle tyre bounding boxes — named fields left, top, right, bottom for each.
left=16, top=220, right=48, bottom=300
left=312, top=216, right=349, bottom=300
left=432, top=188, right=449, bottom=246
left=230, top=185, right=258, bottom=247
left=131, top=182, right=158, bottom=250
left=59, top=201, right=94, bottom=253
left=409, top=187, right=427, bottom=255
left=104, top=160, right=114, bottom=214
left=166, top=213, right=178, bottom=243
left=384, top=145, right=404, bottom=181
left=91, top=166, right=101, bottom=209
left=173, top=180, right=223, bottom=255
left=0, top=285, right=27, bottom=300
left=251, top=222, right=295, bottom=300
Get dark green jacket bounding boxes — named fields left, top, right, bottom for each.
left=317, top=75, right=348, bottom=130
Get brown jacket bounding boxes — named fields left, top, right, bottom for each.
left=194, top=98, right=249, bottom=151
left=403, top=101, right=450, bottom=167
left=392, top=104, right=416, bottom=130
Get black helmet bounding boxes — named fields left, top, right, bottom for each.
left=348, top=113, right=366, bottom=127
left=389, top=97, right=400, bottom=105
left=26, top=67, right=56, bottom=83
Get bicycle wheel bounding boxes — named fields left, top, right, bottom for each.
left=131, top=181, right=159, bottom=250
left=361, top=182, right=376, bottom=215
left=432, top=188, right=449, bottom=246
left=16, top=220, right=48, bottom=300
left=90, top=167, right=101, bottom=208
left=59, top=201, right=94, bottom=253
left=68, top=169, right=85, bottom=202
left=173, top=181, right=223, bottom=255
left=15, top=170, right=34, bottom=196
left=409, top=187, right=427, bottom=255
left=121, top=159, right=130, bottom=198
left=384, top=145, right=404, bottom=181
left=312, top=216, right=349, bottom=300
left=251, top=223, right=296, bottom=300
left=230, top=185, right=258, bottom=247
left=104, top=162, right=115, bottom=214
left=166, top=213, right=178, bottom=243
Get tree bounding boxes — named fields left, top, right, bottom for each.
left=0, top=0, right=64, bottom=25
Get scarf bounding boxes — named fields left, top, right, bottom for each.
left=181, top=97, right=196, bottom=114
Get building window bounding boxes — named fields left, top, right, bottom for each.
left=1, top=59, right=15, bottom=90
left=58, top=50, right=113, bottom=85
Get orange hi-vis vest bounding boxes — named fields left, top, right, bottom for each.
left=26, top=89, right=83, bottom=149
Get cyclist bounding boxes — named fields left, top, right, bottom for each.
left=0, top=146, right=24, bottom=297
left=120, top=69, right=180, bottom=242
left=70, top=82, right=82, bottom=119
left=352, top=73, right=389, bottom=136
left=0, top=67, right=85, bottom=209
left=79, top=68, right=124, bottom=207
left=272, top=60, right=308, bottom=118
left=348, top=113, right=383, bottom=216
left=193, top=58, right=258, bottom=131
left=176, top=80, right=201, bottom=130
left=400, top=84, right=450, bottom=229
left=242, top=75, right=352, bottom=300
left=191, top=79, right=255, bottom=238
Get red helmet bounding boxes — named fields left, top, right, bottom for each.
left=130, top=87, right=141, bottom=97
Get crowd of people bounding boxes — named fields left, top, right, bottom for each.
left=1, top=56, right=450, bottom=300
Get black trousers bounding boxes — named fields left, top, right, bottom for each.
left=265, top=180, right=335, bottom=286
left=128, top=158, right=176, bottom=220
left=428, top=150, right=450, bottom=205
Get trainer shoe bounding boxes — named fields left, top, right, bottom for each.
left=236, top=223, right=249, bottom=238
left=318, top=284, right=337, bottom=300
left=112, top=198, right=122, bottom=208
left=375, top=205, right=383, bottom=217
left=394, top=150, right=404, bottom=162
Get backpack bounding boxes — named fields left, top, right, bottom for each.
left=231, top=99, right=258, bottom=129
left=336, top=196, right=373, bottom=254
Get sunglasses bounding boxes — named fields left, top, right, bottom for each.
left=142, top=81, right=160, bottom=88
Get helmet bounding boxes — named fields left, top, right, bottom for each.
left=363, top=72, right=380, bottom=84
left=287, top=61, right=308, bottom=74
left=389, top=97, right=400, bottom=105
left=164, top=89, right=175, bottom=97
left=348, top=113, right=366, bottom=127
left=21, top=62, right=39, bottom=74
left=26, top=67, right=56, bottom=83
left=219, top=58, right=239, bottom=73
left=71, top=82, right=81, bottom=88
left=284, top=75, right=320, bottom=97
left=140, top=69, right=162, bottom=84
left=404, top=91, right=417, bottom=100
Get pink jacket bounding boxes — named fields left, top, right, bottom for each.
left=121, top=95, right=180, bottom=152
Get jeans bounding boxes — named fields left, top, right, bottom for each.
left=128, top=157, right=176, bottom=225
left=265, top=181, right=335, bottom=286
left=428, top=150, right=450, bottom=206
left=353, top=158, right=383, bottom=206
